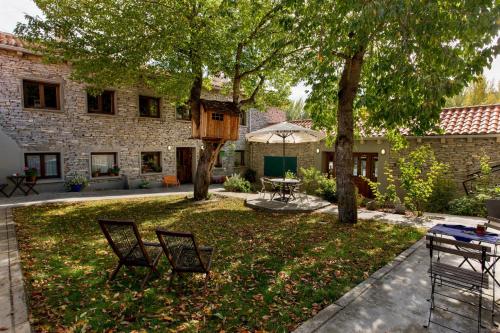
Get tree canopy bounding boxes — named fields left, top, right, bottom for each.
left=298, top=1, right=499, bottom=135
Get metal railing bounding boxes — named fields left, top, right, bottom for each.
left=462, top=162, right=500, bottom=195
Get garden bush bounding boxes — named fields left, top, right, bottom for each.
left=425, top=175, right=457, bottom=213
left=318, top=177, right=337, bottom=202
left=449, top=194, right=489, bottom=217
left=300, top=167, right=324, bottom=195
left=398, top=145, right=448, bottom=216
left=243, top=168, right=257, bottom=183
left=223, top=174, right=251, bottom=193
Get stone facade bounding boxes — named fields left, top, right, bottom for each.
left=0, top=46, right=285, bottom=192
left=248, top=135, right=500, bottom=195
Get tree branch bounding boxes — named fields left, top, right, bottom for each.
left=239, top=75, right=265, bottom=106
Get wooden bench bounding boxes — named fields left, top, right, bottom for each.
left=162, top=175, right=180, bottom=188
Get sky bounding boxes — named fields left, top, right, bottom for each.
left=1, top=0, right=498, bottom=102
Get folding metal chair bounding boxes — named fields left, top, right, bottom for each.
left=425, top=235, right=491, bottom=332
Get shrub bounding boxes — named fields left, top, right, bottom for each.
left=300, top=167, right=324, bottom=195
left=284, top=170, right=297, bottom=179
left=425, top=175, right=457, bottom=213
left=223, top=174, right=251, bottom=193
left=449, top=195, right=488, bottom=217
left=363, top=165, right=399, bottom=208
left=317, top=177, right=337, bottom=202
left=398, top=145, right=448, bottom=216
left=243, top=168, right=257, bottom=183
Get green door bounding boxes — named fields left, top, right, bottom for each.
left=264, top=156, right=297, bottom=177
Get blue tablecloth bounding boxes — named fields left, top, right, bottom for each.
left=429, top=224, right=500, bottom=244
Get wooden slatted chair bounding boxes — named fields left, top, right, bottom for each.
left=425, top=235, right=491, bottom=332
left=98, top=219, right=163, bottom=289
left=155, top=229, right=214, bottom=291
left=162, top=175, right=180, bottom=188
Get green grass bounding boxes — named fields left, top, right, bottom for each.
left=14, top=196, right=424, bottom=332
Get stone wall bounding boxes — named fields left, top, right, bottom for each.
left=0, top=49, right=213, bottom=190
left=249, top=135, right=500, bottom=195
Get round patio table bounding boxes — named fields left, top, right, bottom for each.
left=268, top=178, right=300, bottom=202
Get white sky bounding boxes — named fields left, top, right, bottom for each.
left=1, top=0, right=498, bottom=102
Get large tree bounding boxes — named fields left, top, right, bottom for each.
left=297, top=1, right=499, bottom=223
left=17, top=0, right=298, bottom=200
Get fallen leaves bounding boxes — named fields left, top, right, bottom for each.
left=13, top=196, right=424, bottom=332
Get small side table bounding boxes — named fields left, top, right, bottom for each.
left=7, top=176, right=27, bottom=197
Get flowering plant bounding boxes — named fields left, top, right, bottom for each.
left=23, top=166, right=38, bottom=177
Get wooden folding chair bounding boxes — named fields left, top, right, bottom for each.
left=0, top=184, right=9, bottom=198
left=425, top=235, right=491, bottom=332
left=98, top=219, right=162, bottom=289
left=156, top=229, right=214, bottom=291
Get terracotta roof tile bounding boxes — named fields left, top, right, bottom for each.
left=289, top=104, right=500, bottom=137
left=0, top=31, right=26, bottom=50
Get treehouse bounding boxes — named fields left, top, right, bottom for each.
left=192, top=99, right=240, bottom=141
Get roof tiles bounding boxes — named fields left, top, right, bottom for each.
left=289, top=104, right=500, bottom=137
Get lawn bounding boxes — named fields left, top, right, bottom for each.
left=14, top=196, right=423, bottom=332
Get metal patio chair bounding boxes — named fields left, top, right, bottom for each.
left=156, top=229, right=214, bottom=291
left=259, top=177, right=277, bottom=201
left=98, top=219, right=162, bottom=289
left=425, top=235, right=491, bottom=332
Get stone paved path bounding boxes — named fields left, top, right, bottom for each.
left=0, top=208, right=30, bottom=332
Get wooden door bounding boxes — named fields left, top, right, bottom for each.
left=176, top=147, right=193, bottom=184
left=323, top=152, right=378, bottom=198
left=352, top=153, right=378, bottom=198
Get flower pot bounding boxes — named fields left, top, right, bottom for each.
left=25, top=176, right=36, bottom=183
left=70, top=184, right=83, bottom=192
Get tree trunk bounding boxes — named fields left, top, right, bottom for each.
left=193, top=141, right=224, bottom=200
left=335, top=48, right=365, bottom=223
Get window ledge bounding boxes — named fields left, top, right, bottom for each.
left=87, top=113, right=117, bottom=117
left=140, top=172, right=163, bottom=175
left=35, top=178, right=64, bottom=184
left=90, top=176, right=122, bottom=180
left=23, top=108, right=65, bottom=114
left=138, top=116, right=162, bottom=121
left=176, top=119, right=191, bottom=123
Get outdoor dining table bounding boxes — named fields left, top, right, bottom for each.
left=429, top=223, right=500, bottom=313
left=268, top=178, right=301, bottom=202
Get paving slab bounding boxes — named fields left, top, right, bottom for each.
left=0, top=208, right=31, bottom=333
left=296, top=240, right=495, bottom=333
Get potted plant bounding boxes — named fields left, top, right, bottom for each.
left=23, top=166, right=38, bottom=182
left=108, top=164, right=120, bottom=176
left=65, top=175, right=89, bottom=192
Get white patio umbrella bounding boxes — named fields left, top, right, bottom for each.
left=245, top=121, right=325, bottom=179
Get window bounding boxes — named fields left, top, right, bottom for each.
left=240, top=111, right=247, bottom=126
left=139, top=96, right=160, bottom=118
left=88, top=91, right=115, bottom=114
left=24, top=153, right=61, bottom=179
left=141, top=152, right=162, bottom=173
left=211, top=112, right=224, bottom=121
left=91, top=153, right=117, bottom=177
left=23, top=80, right=61, bottom=110
left=234, top=150, right=245, bottom=167
left=176, top=104, right=191, bottom=121
left=215, top=151, right=225, bottom=168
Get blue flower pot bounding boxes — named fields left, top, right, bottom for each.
left=70, top=184, right=83, bottom=192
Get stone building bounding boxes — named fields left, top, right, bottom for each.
left=248, top=104, right=500, bottom=197
left=0, top=31, right=285, bottom=192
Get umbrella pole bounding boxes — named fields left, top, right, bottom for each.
left=282, top=136, right=286, bottom=179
